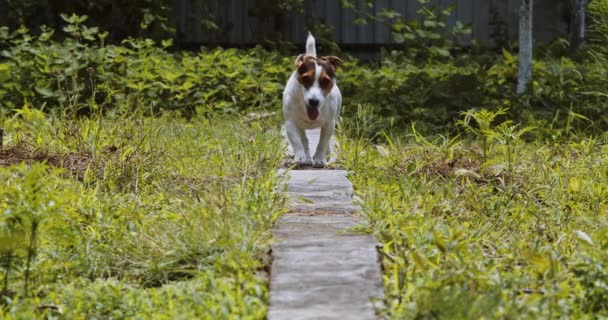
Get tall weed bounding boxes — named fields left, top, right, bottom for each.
left=0, top=110, right=286, bottom=317
left=339, top=107, right=608, bottom=318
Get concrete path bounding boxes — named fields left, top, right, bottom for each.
left=268, top=128, right=384, bottom=320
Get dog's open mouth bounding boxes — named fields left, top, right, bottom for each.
left=306, top=106, right=319, bottom=120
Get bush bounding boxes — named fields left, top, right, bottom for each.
left=588, top=0, right=608, bottom=58
left=2, top=0, right=173, bottom=41
left=0, top=17, right=292, bottom=117
left=1, top=16, right=608, bottom=135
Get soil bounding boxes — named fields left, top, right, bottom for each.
left=0, top=144, right=93, bottom=179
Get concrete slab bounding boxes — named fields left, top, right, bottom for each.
left=268, top=216, right=383, bottom=320
left=269, top=129, right=384, bottom=319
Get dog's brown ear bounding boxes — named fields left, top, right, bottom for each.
left=295, top=54, right=316, bottom=68
left=320, top=56, right=343, bottom=72
left=295, top=54, right=305, bottom=68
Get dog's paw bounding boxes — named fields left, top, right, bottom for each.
left=312, top=158, right=328, bottom=168
left=295, top=154, right=312, bottom=166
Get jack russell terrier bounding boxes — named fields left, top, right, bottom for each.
left=282, top=33, right=343, bottom=168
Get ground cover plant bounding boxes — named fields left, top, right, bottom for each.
left=338, top=106, right=608, bottom=318
left=0, top=106, right=286, bottom=318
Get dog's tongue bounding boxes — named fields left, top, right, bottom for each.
left=307, top=107, right=319, bottom=120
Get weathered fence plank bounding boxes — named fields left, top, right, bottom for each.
left=175, top=0, right=569, bottom=46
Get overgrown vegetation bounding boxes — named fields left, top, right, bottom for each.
left=338, top=105, right=608, bottom=318
left=2, top=10, right=608, bottom=134
left=2, top=0, right=175, bottom=40
left=1, top=0, right=608, bottom=318
left=333, top=2, right=608, bottom=317
left=0, top=106, right=286, bottom=317
left=0, top=15, right=290, bottom=117
left=588, top=0, right=608, bottom=59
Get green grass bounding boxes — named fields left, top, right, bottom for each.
left=338, top=106, right=608, bottom=319
left=0, top=107, right=286, bottom=318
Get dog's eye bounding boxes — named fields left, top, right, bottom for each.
left=298, top=74, right=314, bottom=87
left=319, top=77, right=331, bottom=88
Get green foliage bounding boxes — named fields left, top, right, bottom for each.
left=341, top=0, right=471, bottom=61
left=572, top=231, right=608, bottom=313
left=588, top=0, right=608, bottom=59
left=3, top=0, right=173, bottom=41
left=0, top=18, right=291, bottom=117
left=0, top=108, right=286, bottom=318
left=0, top=6, right=606, bottom=318
left=391, top=0, right=471, bottom=61
left=340, top=47, right=608, bottom=134
left=2, top=18, right=608, bottom=135
left=457, top=108, right=508, bottom=162
left=1, top=163, right=68, bottom=296
left=338, top=107, right=608, bottom=319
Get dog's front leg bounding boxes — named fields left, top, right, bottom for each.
left=286, top=120, right=311, bottom=165
left=312, top=120, right=334, bottom=167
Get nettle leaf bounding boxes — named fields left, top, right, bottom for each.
left=379, top=9, right=400, bottom=19
left=35, top=87, right=56, bottom=97
left=528, top=253, right=551, bottom=274
left=423, top=20, right=437, bottom=28
left=0, top=63, right=10, bottom=82
left=392, top=33, right=405, bottom=44
left=430, top=47, right=450, bottom=57
left=353, top=18, right=368, bottom=26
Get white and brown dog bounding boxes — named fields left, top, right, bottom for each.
left=283, top=33, right=343, bottom=167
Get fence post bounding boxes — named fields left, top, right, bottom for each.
left=570, top=0, right=588, bottom=50
left=517, top=0, right=533, bottom=95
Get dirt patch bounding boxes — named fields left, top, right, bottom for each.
left=391, top=156, right=482, bottom=180
left=0, top=144, right=93, bottom=179
left=427, top=157, right=482, bottom=179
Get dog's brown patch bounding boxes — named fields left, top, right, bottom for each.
left=318, top=56, right=343, bottom=93
left=319, top=56, right=343, bottom=73
left=318, top=70, right=333, bottom=93
left=295, top=55, right=343, bottom=92
left=296, top=55, right=317, bottom=89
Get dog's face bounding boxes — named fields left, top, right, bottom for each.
left=295, top=55, right=343, bottom=120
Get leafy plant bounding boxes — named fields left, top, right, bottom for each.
left=485, top=121, right=535, bottom=183
left=4, top=0, right=174, bottom=42
left=457, top=108, right=508, bottom=162
left=339, top=106, right=608, bottom=319
left=391, top=0, right=471, bottom=61
left=1, top=164, right=67, bottom=296
left=588, top=0, right=608, bottom=59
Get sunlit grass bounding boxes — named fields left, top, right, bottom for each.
left=338, top=106, right=608, bottom=319
left=0, top=108, right=286, bottom=318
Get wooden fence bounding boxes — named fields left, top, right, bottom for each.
left=175, top=0, right=570, bottom=46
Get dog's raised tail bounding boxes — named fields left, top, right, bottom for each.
left=305, top=32, right=316, bottom=57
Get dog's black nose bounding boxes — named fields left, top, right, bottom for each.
left=308, top=98, right=319, bottom=107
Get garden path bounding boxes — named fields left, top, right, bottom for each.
left=268, top=128, right=384, bottom=320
